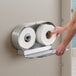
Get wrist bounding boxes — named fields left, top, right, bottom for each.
left=60, top=40, right=67, bottom=48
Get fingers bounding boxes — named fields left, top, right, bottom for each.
left=56, top=50, right=64, bottom=56
left=51, top=29, right=57, bottom=34
left=52, top=31, right=60, bottom=37
left=52, top=30, right=60, bottom=37
left=52, top=26, right=63, bottom=37
left=56, top=33, right=60, bottom=37
left=55, top=45, right=66, bottom=56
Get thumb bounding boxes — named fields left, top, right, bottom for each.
left=51, top=28, right=57, bottom=34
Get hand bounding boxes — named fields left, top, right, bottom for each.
left=56, top=43, right=66, bottom=56
left=52, top=26, right=65, bottom=37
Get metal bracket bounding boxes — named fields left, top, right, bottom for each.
left=12, top=21, right=56, bottom=58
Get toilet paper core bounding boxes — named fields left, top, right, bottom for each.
left=24, top=33, right=31, bottom=42
left=46, top=31, right=52, bottom=39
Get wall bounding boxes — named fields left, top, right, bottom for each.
left=0, top=0, right=61, bottom=76
left=61, top=0, right=72, bottom=76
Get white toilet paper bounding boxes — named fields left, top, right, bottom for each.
left=24, top=45, right=52, bottom=55
left=12, top=26, right=36, bottom=50
left=36, top=24, right=56, bottom=45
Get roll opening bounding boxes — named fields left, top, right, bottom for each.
left=46, top=31, right=52, bottom=39
left=24, top=33, right=31, bottom=42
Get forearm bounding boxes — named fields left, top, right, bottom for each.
left=60, top=24, right=76, bottom=47
left=62, top=21, right=72, bottom=31
left=62, top=10, right=76, bottom=32
left=55, top=11, right=76, bottom=56
left=62, top=20, right=76, bottom=32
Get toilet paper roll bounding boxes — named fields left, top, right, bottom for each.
left=12, top=26, right=36, bottom=50
left=36, top=24, right=56, bottom=45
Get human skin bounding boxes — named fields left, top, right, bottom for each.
left=53, top=11, right=76, bottom=56
left=56, top=22, right=76, bottom=56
